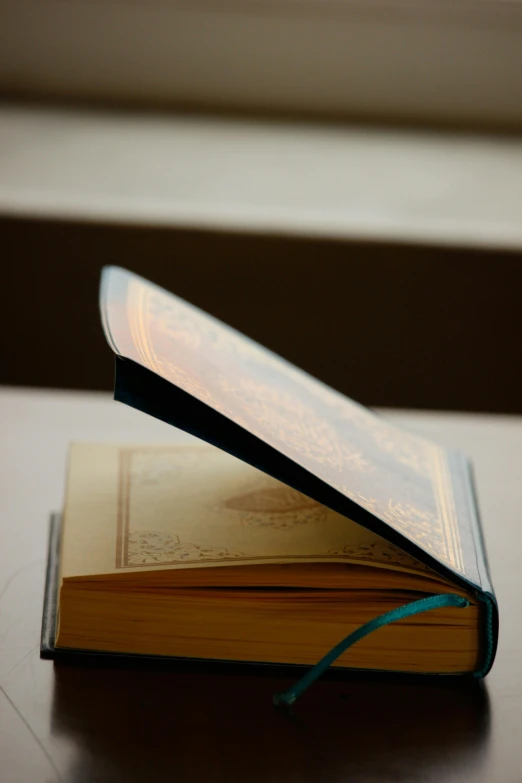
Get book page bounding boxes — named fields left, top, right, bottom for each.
left=62, top=443, right=430, bottom=579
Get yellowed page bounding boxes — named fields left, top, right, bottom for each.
left=62, top=442, right=430, bottom=579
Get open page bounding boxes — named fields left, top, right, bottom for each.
left=62, top=443, right=433, bottom=580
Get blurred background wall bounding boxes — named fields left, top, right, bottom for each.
left=3, top=216, right=521, bottom=413
left=1, top=0, right=522, bottom=413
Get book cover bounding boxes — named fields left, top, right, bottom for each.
left=41, top=266, right=498, bottom=683
left=100, top=267, right=494, bottom=593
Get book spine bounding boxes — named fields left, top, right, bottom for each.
left=40, top=513, right=61, bottom=659
left=461, top=455, right=498, bottom=677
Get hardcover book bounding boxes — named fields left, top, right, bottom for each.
left=41, top=267, right=498, bottom=699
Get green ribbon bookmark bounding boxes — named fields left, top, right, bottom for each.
left=273, top=593, right=470, bottom=707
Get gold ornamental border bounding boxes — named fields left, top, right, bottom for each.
left=431, top=445, right=464, bottom=573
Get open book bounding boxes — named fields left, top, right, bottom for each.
left=41, top=267, right=497, bottom=692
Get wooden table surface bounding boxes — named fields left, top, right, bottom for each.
left=1, top=387, right=521, bottom=783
